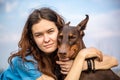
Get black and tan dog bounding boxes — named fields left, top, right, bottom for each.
left=57, top=15, right=120, bottom=80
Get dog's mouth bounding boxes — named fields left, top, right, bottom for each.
left=58, top=54, right=67, bottom=60
left=59, top=57, right=69, bottom=61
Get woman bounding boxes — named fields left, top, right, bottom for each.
left=0, top=7, right=118, bottom=80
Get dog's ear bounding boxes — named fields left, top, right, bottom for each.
left=66, top=21, right=70, bottom=25
left=64, top=21, right=70, bottom=28
left=76, top=15, right=89, bottom=31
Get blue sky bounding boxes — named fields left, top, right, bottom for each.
left=0, top=0, right=120, bottom=70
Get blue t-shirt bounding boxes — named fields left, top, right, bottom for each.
left=0, top=56, right=42, bottom=80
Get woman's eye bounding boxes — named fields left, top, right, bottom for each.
left=48, top=29, right=54, bottom=34
left=35, top=34, right=43, bottom=37
left=49, top=30, right=54, bottom=33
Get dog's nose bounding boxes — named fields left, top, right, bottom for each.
left=59, top=52, right=66, bottom=55
left=58, top=50, right=67, bottom=57
left=58, top=51, right=67, bottom=59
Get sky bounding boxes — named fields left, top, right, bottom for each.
left=0, top=0, right=120, bottom=71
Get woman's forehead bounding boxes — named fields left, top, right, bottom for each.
left=32, top=19, right=57, bottom=33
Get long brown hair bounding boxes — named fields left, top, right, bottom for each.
left=8, top=7, right=65, bottom=79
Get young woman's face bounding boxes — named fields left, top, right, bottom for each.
left=32, top=19, right=58, bottom=54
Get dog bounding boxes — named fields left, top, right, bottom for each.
left=57, top=15, right=120, bottom=80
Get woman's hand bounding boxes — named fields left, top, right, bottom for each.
left=56, top=58, right=73, bottom=75
left=78, top=47, right=103, bottom=61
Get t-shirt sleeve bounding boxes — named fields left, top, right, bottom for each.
left=0, top=57, right=42, bottom=80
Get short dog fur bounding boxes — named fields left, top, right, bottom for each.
left=57, top=15, right=120, bottom=80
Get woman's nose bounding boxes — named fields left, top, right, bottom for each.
left=43, top=34, right=50, bottom=42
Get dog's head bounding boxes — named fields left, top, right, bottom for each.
left=57, top=15, right=89, bottom=60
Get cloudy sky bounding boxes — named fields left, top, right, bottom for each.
left=0, top=0, right=120, bottom=70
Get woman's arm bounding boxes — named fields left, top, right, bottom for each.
left=64, top=47, right=102, bottom=80
left=82, top=55, right=118, bottom=71
left=64, top=53, right=85, bottom=80
left=57, top=48, right=118, bottom=74
left=93, top=55, right=118, bottom=70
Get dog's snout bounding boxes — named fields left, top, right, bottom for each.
left=58, top=49, right=67, bottom=54
left=58, top=49, right=67, bottom=59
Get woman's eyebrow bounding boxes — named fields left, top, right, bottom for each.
left=33, top=32, right=42, bottom=35
left=48, top=28, right=54, bottom=31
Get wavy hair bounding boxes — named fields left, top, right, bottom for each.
left=8, top=7, right=65, bottom=79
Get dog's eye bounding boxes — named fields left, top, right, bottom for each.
left=58, top=35, right=63, bottom=43
left=69, top=36, right=76, bottom=39
left=58, top=33, right=63, bottom=39
left=58, top=35, right=63, bottom=39
left=69, top=35, right=77, bottom=45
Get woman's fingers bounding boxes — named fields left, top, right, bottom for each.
left=96, top=50, right=103, bottom=61
left=56, top=59, right=73, bottom=75
left=79, top=47, right=103, bottom=61
left=60, top=70, right=69, bottom=75
left=92, top=47, right=103, bottom=61
left=60, top=64, right=71, bottom=75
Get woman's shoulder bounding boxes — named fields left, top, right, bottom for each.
left=11, top=55, right=37, bottom=70
left=0, top=56, right=42, bottom=80
left=12, top=55, right=35, bottom=61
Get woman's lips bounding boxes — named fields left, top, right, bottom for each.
left=44, top=43, right=54, bottom=48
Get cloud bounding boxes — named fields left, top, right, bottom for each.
left=84, top=10, right=120, bottom=39
left=63, top=9, right=120, bottom=40
left=87, top=30, right=120, bottom=39
left=0, top=24, right=3, bottom=29
left=91, top=0, right=120, bottom=5
left=89, top=10, right=120, bottom=26
left=5, top=1, right=18, bottom=13
left=0, top=0, right=4, bottom=3
left=0, top=33, right=20, bottom=43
